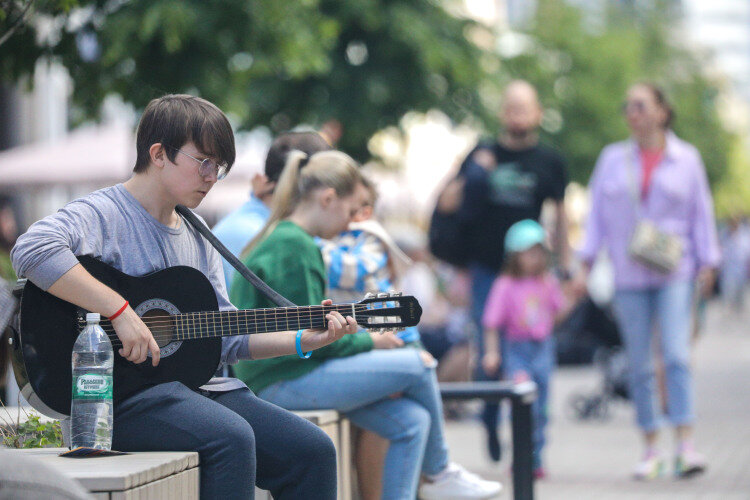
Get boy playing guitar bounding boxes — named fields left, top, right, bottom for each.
left=11, top=95, right=359, bottom=499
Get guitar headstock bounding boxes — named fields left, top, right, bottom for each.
left=356, top=292, right=422, bottom=333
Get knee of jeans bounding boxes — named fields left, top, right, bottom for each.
left=397, top=356, right=438, bottom=388
left=218, top=421, right=256, bottom=461
left=318, top=437, right=338, bottom=473
left=662, top=350, right=690, bottom=373
left=300, top=427, right=337, bottom=469
left=388, top=403, right=431, bottom=443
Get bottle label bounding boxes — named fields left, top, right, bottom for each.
left=72, top=374, right=113, bottom=400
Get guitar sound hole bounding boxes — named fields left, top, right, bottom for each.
left=142, top=309, right=176, bottom=348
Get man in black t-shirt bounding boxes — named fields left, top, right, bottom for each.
left=459, top=141, right=568, bottom=270
left=448, top=80, right=570, bottom=461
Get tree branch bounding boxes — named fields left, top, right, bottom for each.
left=0, top=0, right=35, bottom=48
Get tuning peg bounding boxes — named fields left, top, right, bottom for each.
left=364, top=292, right=375, bottom=299
left=377, top=292, right=388, bottom=298
left=392, top=292, right=402, bottom=297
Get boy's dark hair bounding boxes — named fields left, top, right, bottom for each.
left=265, top=132, right=331, bottom=184
left=134, top=94, right=236, bottom=173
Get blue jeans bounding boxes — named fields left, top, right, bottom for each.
left=470, top=264, right=505, bottom=434
left=113, top=382, right=337, bottom=500
left=613, top=280, right=695, bottom=432
left=504, top=338, right=555, bottom=468
left=259, top=349, right=450, bottom=500
left=470, top=264, right=499, bottom=376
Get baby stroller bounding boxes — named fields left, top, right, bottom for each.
left=555, top=298, right=629, bottom=421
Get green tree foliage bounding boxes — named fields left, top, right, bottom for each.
left=502, top=0, right=734, bottom=185
left=0, top=0, right=77, bottom=46
left=714, top=137, right=750, bottom=218
left=0, top=0, right=499, bottom=161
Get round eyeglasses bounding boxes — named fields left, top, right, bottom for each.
left=168, top=146, right=228, bottom=180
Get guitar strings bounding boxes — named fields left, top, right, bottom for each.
left=76, top=304, right=409, bottom=346
left=84, top=309, right=387, bottom=329
left=77, top=303, right=398, bottom=329
left=94, top=315, right=406, bottom=346
left=94, top=304, right=381, bottom=325
left=109, top=300, right=404, bottom=323
left=96, top=316, right=396, bottom=340
left=98, top=319, right=361, bottom=347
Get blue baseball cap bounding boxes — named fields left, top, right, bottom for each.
left=504, top=219, right=546, bottom=253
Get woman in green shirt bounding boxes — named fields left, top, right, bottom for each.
left=232, top=150, right=502, bottom=500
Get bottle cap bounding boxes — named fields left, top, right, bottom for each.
left=86, top=313, right=101, bottom=323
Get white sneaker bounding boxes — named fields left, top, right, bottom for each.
left=419, top=462, right=503, bottom=499
left=632, top=453, right=665, bottom=480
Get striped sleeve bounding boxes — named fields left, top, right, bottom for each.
left=320, top=231, right=388, bottom=293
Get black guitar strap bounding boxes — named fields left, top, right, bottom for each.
left=175, top=205, right=296, bottom=308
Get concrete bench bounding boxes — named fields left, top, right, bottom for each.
left=5, top=448, right=199, bottom=499
left=3, top=407, right=351, bottom=499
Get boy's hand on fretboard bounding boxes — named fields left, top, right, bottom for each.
left=299, top=299, right=358, bottom=351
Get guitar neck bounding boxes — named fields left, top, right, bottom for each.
left=173, top=303, right=361, bottom=340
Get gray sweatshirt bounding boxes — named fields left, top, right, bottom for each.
left=11, top=184, right=250, bottom=391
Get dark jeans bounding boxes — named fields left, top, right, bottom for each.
left=112, top=381, right=337, bottom=500
left=469, top=264, right=505, bottom=433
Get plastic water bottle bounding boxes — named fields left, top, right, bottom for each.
left=71, top=313, right=114, bottom=450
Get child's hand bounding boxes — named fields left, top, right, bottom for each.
left=437, top=178, right=465, bottom=213
left=482, top=351, right=501, bottom=377
left=472, top=148, right=496, bottom=171
left=370, top=331, right=405, bottom=349
left=419, top=349, right=437, bottom=368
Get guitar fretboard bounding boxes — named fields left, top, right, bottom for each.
left=174, top=304, right=362, bottom=339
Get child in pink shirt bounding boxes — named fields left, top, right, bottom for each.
left=482, top=219, right=570, bottom=479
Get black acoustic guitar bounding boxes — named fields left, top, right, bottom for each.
left=10, top=256, right=422, bottom=418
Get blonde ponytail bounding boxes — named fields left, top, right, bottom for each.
left=241, top=149, right=363, bottom=257
left=242, top=150, right=308, bottom=256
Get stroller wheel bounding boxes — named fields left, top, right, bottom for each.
left=591, top=395, right=611, bottom=421
left=567, top=393, right=593, bottom=420
left=567, top=393, right=612, bottom=421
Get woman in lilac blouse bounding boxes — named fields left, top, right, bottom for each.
left=579, top=83, right=720, bottom=480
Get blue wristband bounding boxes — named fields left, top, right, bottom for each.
left=296, top=329, right=312, bottom=359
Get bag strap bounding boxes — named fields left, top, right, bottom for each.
left=175, top=205, right=296, bottom=307
left=624, top=144, right=644, bottom=220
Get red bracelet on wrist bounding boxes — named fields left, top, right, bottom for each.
left=108, top=301, right=129, bottom=321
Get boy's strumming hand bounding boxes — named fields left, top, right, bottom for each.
left=111, top=306, right=161, bottom=367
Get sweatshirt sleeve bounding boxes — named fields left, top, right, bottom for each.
left=579, top=148, right=611, bottom=264
left=688, top=150, right=721, bottom=270
left=209, top=245, right=253, bottom=364
left=11, top=200, right=106, bottom=290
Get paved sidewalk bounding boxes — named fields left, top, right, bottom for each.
left=443, top=299, right=750, bottom=499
